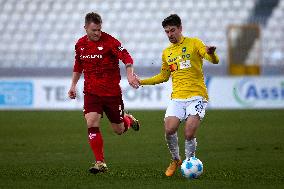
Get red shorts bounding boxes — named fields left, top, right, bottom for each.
left=83, top=93, right=124, bottom=124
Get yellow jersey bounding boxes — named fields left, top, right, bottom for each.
left=140, top=36, right=219, bottom=100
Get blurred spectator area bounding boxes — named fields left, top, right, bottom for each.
left=0, top=0, right=283, bottom=76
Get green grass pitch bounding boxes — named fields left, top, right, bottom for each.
left=0, top=110, right=283, bottom=189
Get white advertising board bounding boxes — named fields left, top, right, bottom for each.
left=0, top=76, right=283, bottom=110
left=0, top=78, right=171, bottom=110
left=208, top=76, right=284, bottom=109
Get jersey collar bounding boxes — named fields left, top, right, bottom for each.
left=172, top=36, right=185, bottom=46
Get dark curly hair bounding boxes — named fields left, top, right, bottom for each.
left=162, top=14, right=182, bottom=28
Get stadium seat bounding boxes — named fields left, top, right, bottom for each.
left=0, top=0, right=283, bottom=69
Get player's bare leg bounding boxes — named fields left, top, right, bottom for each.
left=164, top=116, right=182, bottom=177
left=85, top=112, right=108, bottom=174
left=111, top=123, right=125, bottom=135
left=184, top=115, right=200, bottom=160
left=111, top=113, right=140, bottom=135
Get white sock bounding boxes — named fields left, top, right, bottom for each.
left=165, top=132, right=180, bottom=160
left=185, top=137, right=197, bottom=160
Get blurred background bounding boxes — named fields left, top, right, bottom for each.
left=0, top=0, right=283, bottom=109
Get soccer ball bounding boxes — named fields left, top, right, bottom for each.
left=181, top=157, right=203, bottom=179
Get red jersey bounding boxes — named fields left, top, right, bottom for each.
left=73, top=32, right=133, bottom=96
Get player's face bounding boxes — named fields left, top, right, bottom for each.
left=164, top=25, right=182, bottom=44
left=84, top=22, right=102, bottom=42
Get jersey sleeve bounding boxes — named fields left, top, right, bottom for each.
left=140, top=52, right=171, bottom=85
left=73, top=44, right=83, bottom=73
left=111, top=38, right=133, bottom=65
left=194, top=38, right=219, bottom=64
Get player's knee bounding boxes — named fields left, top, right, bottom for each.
left=86, top=120, right=93, bottom=128
left=185, top=130, right=195, bottom=140
left=185, top=133, right=195, bottom=140
left=164, top=117, right=179, bottom=135
left=165, top=126, right=176, bottom=135
left=86, top=119, right=99, bottom=128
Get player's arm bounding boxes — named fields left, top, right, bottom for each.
left=195, top=38, right=219, bottom=64
left=140, top=57, right=171, bottom=85
left=68, top=72, right=81, bottom=99
left=125, top=63, right=140, bottom=89
left=111, top=40, right=139, bottom=89
left=68, top=44, right=83, bottom=99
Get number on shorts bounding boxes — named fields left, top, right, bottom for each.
left=195, top=101, right=204, bottom=114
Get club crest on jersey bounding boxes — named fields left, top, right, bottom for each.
left=118, top=46, right=124, bottom=51
left=98, top=46, right=103, bottom=50
left=182, top=47, right=186, bottom=53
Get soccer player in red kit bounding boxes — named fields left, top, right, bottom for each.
left=68, top=12, right=140, bottom=174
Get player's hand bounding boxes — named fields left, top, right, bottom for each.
left=68, top=86, right=77, bottom=99
left=135, top=73, right=141, bottom=86
left=127, top=73, right=140, bottom=89
left=206, top=46, right=216, bottom=54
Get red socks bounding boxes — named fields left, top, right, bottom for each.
left=88, top=116, right=133, bottom=161
left=123, top=115, right=132, bottom=132
left=88, top=127, right=104, bottom=162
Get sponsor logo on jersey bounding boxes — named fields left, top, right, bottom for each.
left=179, top=60, right=191, bottom=69
left=182, top=54, right=190, bottom=59
left=80, top=54, right=103, bottom=59
left=169, top=63, right=178, bottom=72
left=168, top=56, right=178, bottom=63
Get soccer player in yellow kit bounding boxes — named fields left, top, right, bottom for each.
left=138, top=14, right=219, bottom=177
